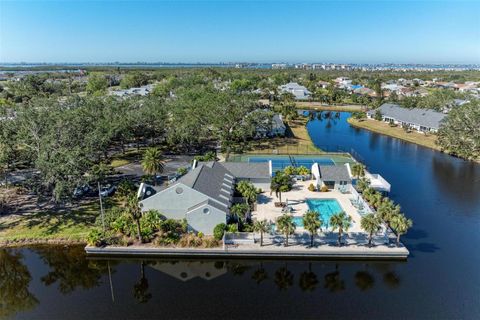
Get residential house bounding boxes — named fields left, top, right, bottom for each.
left=278, top=82, right=311, bottom=100
left=366, top=103, right=446, bottom=132
left=138, top=161, right=271, bottom=234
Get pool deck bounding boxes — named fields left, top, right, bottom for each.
left=254, top=180, right=364, bottom=232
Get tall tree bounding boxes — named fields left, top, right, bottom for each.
left=302, top=210, right=322, bottom=247
left=437, top=101, right=480, bottom=161
left=390, top=214, right=412, bottom=246
left=329, top=211, right=352, bottom=246
left=360, top=213, right=381, bottom=247
left=141, top=147, right=165, bottom=185
left=276, top=214, right=296, bottom=247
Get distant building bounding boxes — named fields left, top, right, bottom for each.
left=278, top=82, right=311, bottom=100
left=366, top=103, right=446, bottom=132
left=272, top=63, right=287, bottom=69
left=256, top=114, right=286, bottom=138
left=110, top=84, right=153, bottom=97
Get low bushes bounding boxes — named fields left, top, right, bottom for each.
left=213, top=223, right=226, bottom=240
left=308, top=183, right=316, bottom=192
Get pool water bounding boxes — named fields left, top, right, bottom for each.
left=299, top=198, right=344, bottom=229
left=248, top=156, right=335, bottom=172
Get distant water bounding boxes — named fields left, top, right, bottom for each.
left=2, top=112, right=480, bottom=319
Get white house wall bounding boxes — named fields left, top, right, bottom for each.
left=140, top=183, right=212, bottom=220
left=186, top=203, right=227, bottom=235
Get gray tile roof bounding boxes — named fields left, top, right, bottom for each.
left=368, top=103, right=446, bottom=130
left=319, top=165, right=351, bottom=182
left=219, top=162, right=270, bottom=179
left=174, top=163, right=234, bottom=208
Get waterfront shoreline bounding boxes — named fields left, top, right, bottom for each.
left=85, top=244, right=409, bottom=260
left=347, top=117, right=442, bottom=151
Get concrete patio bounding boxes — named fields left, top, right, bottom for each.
left=254, top=179, right=365, bottom=233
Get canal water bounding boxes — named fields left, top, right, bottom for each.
left=2, top=112, right=480, bottom=319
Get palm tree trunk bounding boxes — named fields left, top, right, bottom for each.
left=338, top=229, right=342, bottom=246
left=368, top=232, right=373, bottom=247
left=285, top=233, right=288, bottom=247
left=396, top=233, right=401, bottom=246
left=310, top=234, right=314, bottom=247
left=279, top=191, right=282, bottom=204
left=136, top=219, right=143, bottom=243
left=260, top=231, right=263, bottom=246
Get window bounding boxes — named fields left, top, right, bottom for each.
left=203, top=208, right=210, bottom=214
left=175, top=187, right=183, bottom=194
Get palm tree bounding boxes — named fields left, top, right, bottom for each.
left=356, top=177, right=370, bottom=193
left=377, top=199, right=399, bottom=228
left=270, top=171, right=292, bottom=204
left=390, top=214, right=412, bottom=246
left=276, top=214, right=296, bottom=247
left=302, top=210, right=322, bottom=247
left=351, top=163, right=366, bottom=179
left=141, top=147, right=165, bottom=185
left=125, top=194, right=143, bottom=242
left=360, top=213, right=381, bottom=247
left=231, top=203, right=249, bottom=227
left=329, top=211, right=352, bottom=246
left=253, top=219, right=269, bottom=246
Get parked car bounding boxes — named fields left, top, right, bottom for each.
left=100, top=185, right=116, bottom=197
left=73, top=184, right=92, bottom=198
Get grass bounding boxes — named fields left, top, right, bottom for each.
left=295, top=102, right=364, bottom=112
left=0, top=198, right=118, bottom=243
left=109, top=148, right=145, bottom=167
left=347, top=117, right=441, bottom=151
left=246, top=117, right=323, bottom=155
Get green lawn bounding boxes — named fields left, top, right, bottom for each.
left=0, top=200, right=105, bottom=243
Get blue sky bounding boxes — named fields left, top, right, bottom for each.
left=1, top=1, right=479, bottom=64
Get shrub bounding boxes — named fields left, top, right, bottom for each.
left=213, top=223, right=226, bottom=240
left=320, top=185, right=329, bottom=192
left=86, top=229, right=104, bottom=247
left=203, top=236, right=220, bottom=248
left=308, top=183, right=316, bottom=192
left=111, top=214, right=136, bottom=236
left=178, top=233, right=203, bottom=247
left=284, top=166, right=296, bottom=176
left=194, top=151, right=216, bottom=162
left=198, top=232, right=204, bottom=238
left=176, top=167, right=188, bottom=176
left=141, top=209, right=163, bottom=231
left=297, top=166, right=310, bottom=176
left=227, top=224, right=238, bottom=233
left=95, top=207, right=123, bottom=229
left=241, top=223, right=254, bottom=232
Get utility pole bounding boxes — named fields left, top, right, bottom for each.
left=98, top=181, right=105, bottom=232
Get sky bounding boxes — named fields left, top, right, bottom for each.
left=0, top=0, right=479, bottom=64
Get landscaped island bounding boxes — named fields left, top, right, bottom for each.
left=85, top=154, right=411, bottom=260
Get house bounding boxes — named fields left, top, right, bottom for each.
left=366, top=103, right=446, bottom=132
left=270, top=114, right=286, bottom=136
left=110, top=84, right=154, bottom=97
left=138, top=161, right=271, bottom=234
left=279, top=82, right=311, bottom=100
left=317, top=80, right=330, bottom=89
left=354, top=87, right=376, bottom=97
left=311, top=163, right=352, bottom=190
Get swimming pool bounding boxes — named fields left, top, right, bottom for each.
left=293, top=199, right=344, bottom=229
left=247, top=155, right=335, bottom=172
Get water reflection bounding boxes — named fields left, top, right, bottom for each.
left=33, top=245, right=113, bottom=294
left=133, top=262, right=152, bottom=303
left=0, top=249, right=38, bottom=318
